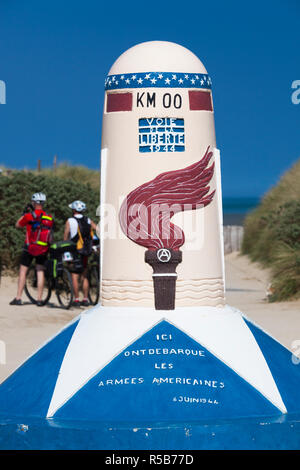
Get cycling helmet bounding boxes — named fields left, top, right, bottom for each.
left=68, top=200, right=86, bottom=212
left=31, top=192, right=46, bottom=204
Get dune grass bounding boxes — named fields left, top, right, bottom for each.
left=242, top=158, right=300, bottom=301
left=0, top=163, right=100, bottom=191
left=41, top=164, right=100, bottom=191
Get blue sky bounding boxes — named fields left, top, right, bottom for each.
left=0, top=0, right=299, bottom=197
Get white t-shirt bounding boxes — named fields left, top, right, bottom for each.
left=68, top=214, right=91, bottom=239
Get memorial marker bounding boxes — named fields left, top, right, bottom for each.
left=0, top=41, right=300, bottom=450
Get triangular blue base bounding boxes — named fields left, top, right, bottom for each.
left=54, top=320, right=280, bottom=422
left=0, top=320, right=79, bottom=418
left=245, top=319, right=300, bottom=414
left=1, top=413, right=300, bottom=450
left=1, top=314, right=300, bottom=449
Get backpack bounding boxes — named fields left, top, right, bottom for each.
left=49, top=241, right=77, bottom=259
left=45, top=258, right=63, bottom=279
left=28, top=211, right=54, bottom=256
left=72, top=216, right=94, bottom=256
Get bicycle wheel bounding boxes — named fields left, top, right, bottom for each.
left=88, top=265, right=100, bottom=305
left=24, top=264, right=52, bottom=305
left=56, top=268, right=73, bottom=309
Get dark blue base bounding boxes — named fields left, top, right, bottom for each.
left=1, top=413, right=300, bottom=450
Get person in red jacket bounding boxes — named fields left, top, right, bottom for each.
left=10, top=193, right=50, bottom=306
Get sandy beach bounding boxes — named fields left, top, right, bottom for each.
left=0, top=252, right=299, bottom=384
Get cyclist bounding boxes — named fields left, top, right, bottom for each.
left=63, top=200, right=97, bottom=308
left=10, top=192, right=53, bottom=306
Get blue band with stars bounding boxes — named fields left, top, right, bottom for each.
left=105, top=72, right=212, bottom=90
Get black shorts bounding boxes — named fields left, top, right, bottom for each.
left=20, top=246, right=48, bottom=268
left=71, top=253, right=88, bottom=274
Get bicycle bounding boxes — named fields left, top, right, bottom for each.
left=24, top=243, right=75, bottom=309
left=87, top=245, right=100, bottom=305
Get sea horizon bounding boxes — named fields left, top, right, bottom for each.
left=222, top=196, right=260, bottom=225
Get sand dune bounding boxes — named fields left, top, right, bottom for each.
left=0, top=252, right=299, bottom=383
left=225, top=252, right=300, bottom=352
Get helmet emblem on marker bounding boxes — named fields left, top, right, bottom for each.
left=157, top=248, right=171, bottom=263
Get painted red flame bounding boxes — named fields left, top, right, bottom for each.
left=119, top=146, right=215, bottom=250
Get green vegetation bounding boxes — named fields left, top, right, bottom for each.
left=0, top=170, right=99, bottom=272
left=242, top=159, right=300, bottom=301
left=41, top=164, right=100, bottom=191
left=0, top=162, right=100, bottom=190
